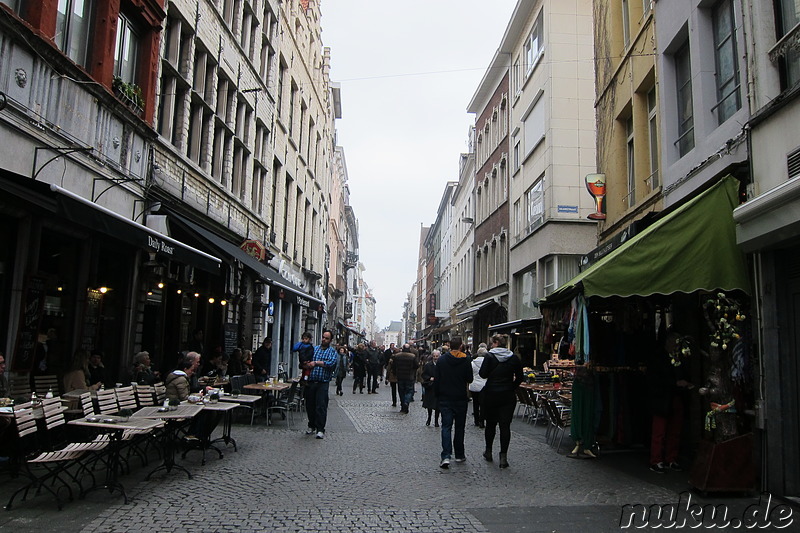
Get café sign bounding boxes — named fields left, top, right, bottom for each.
left=240, top=239, right=266, bottom=261
left=148, top=235, right=175, bottom=256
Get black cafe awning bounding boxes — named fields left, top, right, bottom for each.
left=0, top=169, right=221, bottom=273
left=170, top=214, right=325, bottom=311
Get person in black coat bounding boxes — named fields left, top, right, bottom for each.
left=434, top=337, right=473, bottom=468
left=479, top=333, right=524, bottom=468
left=252, top=337, right=272, bottom=381
left=351, top=344, right=368, bottom=394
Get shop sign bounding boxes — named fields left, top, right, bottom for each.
left=580, top=223, right=638, bottom=267
left=147, top=234, right=175, bottom=256
left=240, top=239, right=266, bottom=261
left=268, top=257, right=307, bottom=290
left=427, top=293, right=439, bottom=325
left=557, top=205, right=578, bottom=213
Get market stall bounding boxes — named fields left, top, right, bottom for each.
left=539, top=176, right=757, bottom=491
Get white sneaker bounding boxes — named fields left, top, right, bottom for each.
left=315, top=431, right=325, bottom=439
left=439, top=458, right=450, bottom=469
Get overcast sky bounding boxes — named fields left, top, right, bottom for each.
left=321, top=0, right=518, bottom=329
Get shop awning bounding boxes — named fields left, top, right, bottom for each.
left=51, top=184, right=222, bottom=273
left=455, top=298, right=497, bottom=318
left=542, top=176, right=750, bottom=305
left=488, top=318, right=541, bottom=334
left=0, top=170, right=222, bottom=273
left=170, top=213, right=324, bottom=309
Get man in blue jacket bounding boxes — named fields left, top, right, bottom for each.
left=434, top=336, right=473, bottom=468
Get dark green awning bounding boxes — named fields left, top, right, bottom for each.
left=543, top=176, right=750, bottom=304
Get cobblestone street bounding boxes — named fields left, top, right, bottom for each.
left=0, top=384, right=773, bottom=532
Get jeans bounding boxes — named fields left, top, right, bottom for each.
left=304, top=381, right=330, bottom=432
left=397, top=380, right=415, bottom=409
left=439, top=399, right=468, bottom=460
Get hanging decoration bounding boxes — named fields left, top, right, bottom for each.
left=703, top=292, right=745, bottom=351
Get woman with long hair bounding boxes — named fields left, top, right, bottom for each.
left=479, top=334, right=524, bottom=468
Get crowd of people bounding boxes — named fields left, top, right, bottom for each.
left=320, top=333, right=524, bottom=470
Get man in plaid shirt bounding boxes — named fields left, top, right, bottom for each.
left=303, top=330, right=338, bottom=439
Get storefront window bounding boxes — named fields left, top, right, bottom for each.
left=34, top=229, right=81, bottom=375
left=0, top=216, right=17, bottom=352
left=517, top=266, right=539, bottom=319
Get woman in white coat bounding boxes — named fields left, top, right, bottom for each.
left=470, top=343, right=488, bottom=428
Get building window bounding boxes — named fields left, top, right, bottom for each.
left=647, top=87, right=659, bottom=191
left=523, top=95, right=545, bottom=156
left=626, top=116, right=635, bottom=208
left=712, top=0, right=741, bottom=124
left=512, top=55, right=521, bottom=95
left=775, top=0, right=800, bottom=89
left=675, top=41, right=694, bottom=157
left=525, top=177, right=544, bottom=235
left=518, top=266, right=539, bottom=319
left=114, top=13, right=140, bottom=84
left=524, top=9, right=544, bottom=76
left=513, top=134, right=520, bottom=172
left=56, top=0, right=94, bottom=67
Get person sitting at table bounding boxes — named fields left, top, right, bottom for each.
left=242, top=349, right=254, bottom=374
left=201, top=349, right=225, bottom=378
left=165, top=352, right=201, bottom=401
left=63, top=349, right=103, bottom=392
left=165, top=352, right=219, bottom=442
left=227, top=348, right=245, bottom=377
left=132, top=351, right=160, bottom=386
left=88, top=350, right=107, bottom=389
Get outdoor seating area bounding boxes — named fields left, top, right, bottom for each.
left=1, top=377, right=301, bottom=511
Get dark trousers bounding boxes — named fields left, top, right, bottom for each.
left=389, top=382, right=398, bottom=405
left=304, top=381, right=330, bottom=432
left=483, top=390, right=516, bottom=454
left=367, top=366, right=380, bottom=392
left=352, top=375, right=364, bottom=393
left=471, top=390, right=484, bottom=426
left=335, top=375, right=345, bottom=394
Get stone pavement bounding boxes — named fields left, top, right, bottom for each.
left=0, top=382, right=789, bottom=532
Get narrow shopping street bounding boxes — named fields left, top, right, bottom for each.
left=0, top=383, right=769, bottom=533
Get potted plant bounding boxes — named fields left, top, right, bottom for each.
left=112, top=76, right=144, bottom=115
left=168, top=398, right=180, bottom=411
left=209, top=392, right=220, bottom=404
left=231, top=388, right=241, bottom=398
left=552, top=374, right=562, bottom=390
left=118, top=408, right=133, bottom=422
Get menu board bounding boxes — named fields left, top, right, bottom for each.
left=223, top=322, right=238, bottom=357
left=12, top=276, right=46, bottom=372
left=80, top=289, right=102, bottom=351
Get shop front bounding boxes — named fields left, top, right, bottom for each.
left=0, top=169, right=222, bottom=389
left=540, top=176, right=756, bottom=492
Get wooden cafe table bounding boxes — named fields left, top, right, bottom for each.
left=243, top=381, right=291, bottom=425
left=132, top=404, right=203, bottom=479
left=68, top=414, right=163, bottom=503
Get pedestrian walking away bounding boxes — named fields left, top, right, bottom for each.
left=470, top=343, right=488, bottom=428
left=366, top=340, right=383, bottom=393
left=351, top=343, right=367, bottom=394
left=303, top=330, right=338, bottom=439
left=422, top=350, right=440, bottom=427
left=387, top=344, right=419, bottom=413
left=479, top=334, right=524, bottom=468
left=434, top=336, right=472, bottom=469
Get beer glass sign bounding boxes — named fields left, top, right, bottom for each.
left=585, top=173, right=606, bottom=220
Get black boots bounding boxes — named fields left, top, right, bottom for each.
left=499, top=453, right=509, bottom=468
left=483, top=449, right=493, bottom=462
